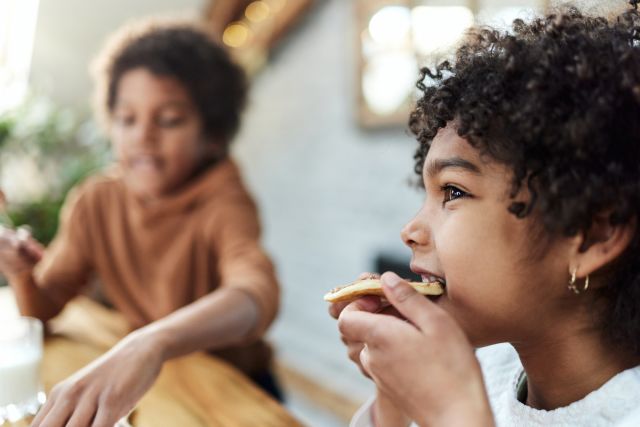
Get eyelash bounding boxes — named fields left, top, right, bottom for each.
left=158, top=117, right=185, bottom=127
left=441, top=184, right=470, bottom=205
left=113, top=116, right=185, bottom=127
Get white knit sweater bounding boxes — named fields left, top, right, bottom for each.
left=350, top=343, right=640, bottom=427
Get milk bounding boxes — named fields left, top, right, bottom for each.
left=0, top=347, right=42, bottom=406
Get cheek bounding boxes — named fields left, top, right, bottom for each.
left=436, top=208, right=528, bottom=300
left=110, top=140, right=127, bottom=162
left=109, top=127, right=132, bottom=156
left=161, top=132, right=205, bottom=170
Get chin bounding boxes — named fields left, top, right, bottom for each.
left=127, top=181, right=168, bottom=199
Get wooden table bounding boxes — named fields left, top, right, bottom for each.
left=0, top=287, right=303, bottom=427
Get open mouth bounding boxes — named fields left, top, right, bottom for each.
left=130, top=156, right=163, bottom=173
left=421, top=274, right=446, bottom=289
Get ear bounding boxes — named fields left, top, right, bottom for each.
left=570, top=214, right=637, bottom=280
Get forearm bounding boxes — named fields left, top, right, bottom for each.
left=419, top=402, right=494, bottom=427
left=9, top=270, right=64, bottom=322
left=413, top=383, right=495, bottom=427
left=134, top=287, right=260, bottom=362
left=373, top=392, right=412, bottom=427
left=424, top=398, right=495, bottom=427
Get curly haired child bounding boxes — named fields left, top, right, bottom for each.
left=332, top=4, right=640, bottom=426
left=0, top=20, right=281, bottom=426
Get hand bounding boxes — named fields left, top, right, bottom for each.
left=32, top=332, right=164, bottom=427
left=330, top=273, right=386, bottom=377
left=0, top=226, right=44, bottom=280
left=338, top=272, right=494, bottom=427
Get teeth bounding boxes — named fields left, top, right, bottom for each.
left=132, top=156, right=160, bottom=170
left=422, top=275, right=446, bottom=286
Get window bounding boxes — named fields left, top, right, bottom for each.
left=355, top=0, right=548, bottom=128
left=0, top=0, right=40, bottom=113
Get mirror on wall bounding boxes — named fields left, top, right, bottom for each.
left=209, top=0, right=317, bottom=74
left=0, top=0, right=40, bottom=112
left=355, top=0, right=550, bottom=129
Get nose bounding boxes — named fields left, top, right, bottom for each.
left=131, top=119, right=158, bottom=148
left=401, top=207, right=430, bottom=250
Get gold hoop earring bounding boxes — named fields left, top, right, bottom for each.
left=568, top=267, right=589, bottom=294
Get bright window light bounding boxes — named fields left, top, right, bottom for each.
left=477, top=6, right=539, bottom=31
left=368, top=5, right=412, bottom=49
left=362, top=51, right=418, bottom=115
left=411, top=6, right=474, bottom=56
left=0, top=0, right=40, bottom=113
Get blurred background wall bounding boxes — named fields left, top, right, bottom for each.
left=30, top=0, right=206, bottom=108
left=232, top=0, right=420, bottom=412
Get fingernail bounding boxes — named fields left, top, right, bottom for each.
left=382, top=272, right=402, bottom=289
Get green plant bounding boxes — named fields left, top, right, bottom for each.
left=0, top=94, right=110, bottom=245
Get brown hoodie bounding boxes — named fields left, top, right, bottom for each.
left=34, top=159, right=279, bottom=374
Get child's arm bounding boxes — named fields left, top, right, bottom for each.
left=31, top=283, right=262, bottom=427
left=1, top=186, right=95, bottom=322
left=31, top=191, right=278, bottom=427
left=133, top=190, right=280, bottom=357
left=0, top=227, right=66, bottom=321
left=372, top=391, right=413, bottom=427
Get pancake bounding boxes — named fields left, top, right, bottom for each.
left=324, top=278, right=443, bottom=303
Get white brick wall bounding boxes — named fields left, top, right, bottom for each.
left=232, top=0, right=425, bottom=407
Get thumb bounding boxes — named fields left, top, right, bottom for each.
left=381, top=271, right=434, bottom=330
left=16, top=227, right=44, bottom=261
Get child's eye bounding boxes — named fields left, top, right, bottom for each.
left=158, top=117, right=185, bottom=127
left=441, top=185, right=469, bottom=205
left=114, top=115, right=134, bottom=126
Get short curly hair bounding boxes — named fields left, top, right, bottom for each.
left=409, top=6, right=640, bottom=354
left=92, top=19, right=247, bottom=144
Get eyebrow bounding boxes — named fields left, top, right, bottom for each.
left=426, top=157, right=482, bottom=177
left=114, top=100, right=191, bottom=110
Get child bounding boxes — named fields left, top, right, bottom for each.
left=0, top=20, right=281, bottom=426
left=332, top=4, right=640, bottom=426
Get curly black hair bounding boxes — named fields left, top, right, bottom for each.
left=409, top=6, right=640, bottom=354
left=92, top=19, right=247, bottom=145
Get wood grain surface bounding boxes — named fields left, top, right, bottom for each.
left=0, top=288, right=303, bottom=427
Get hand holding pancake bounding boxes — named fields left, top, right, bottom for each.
left=329, top=273, right=383, bottom=378
left=337, top=272, right=494, bottom=426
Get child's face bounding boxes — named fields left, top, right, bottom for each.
left=110, top=68, right=216, bottom=199
left=403, top=125, right=575, bottom=347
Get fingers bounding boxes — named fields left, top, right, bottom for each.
left=338, top=309, right=406, bottom=345
left=381, top=271, right=439, bottom=331
left=31, top=389, right=73, bottom=427
left=21, top=239, right=44, bottom=261
left=0, top=225, right=16, bottom=247
left=0, top=225, right=42, bottom=262
left=329, top=300, right=350, bottom=319
left=0, top=226, right=22, bottom=250
left=329, top=273, right=382, bottom=319
left=330, top=295, right=381, bottom=319
left=16, top=226, right=31, bottom=241
left=64, top=395, right=97, bottom=427
left=91, top=402, right=120, bottom=427
left=338, top=310, right=377, bottom=342
left=30, top=393, right=53, bottom=426
left=17, top=227, right=44, bottom=261
left=359, top=343, right=371, bottom=375
left=346, top=341, right=371, bottom=377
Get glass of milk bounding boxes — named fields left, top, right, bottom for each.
left=0, top=317, right=45, bottom=424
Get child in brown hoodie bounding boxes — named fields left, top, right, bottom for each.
left=0, top=20, right=280, bottom=426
